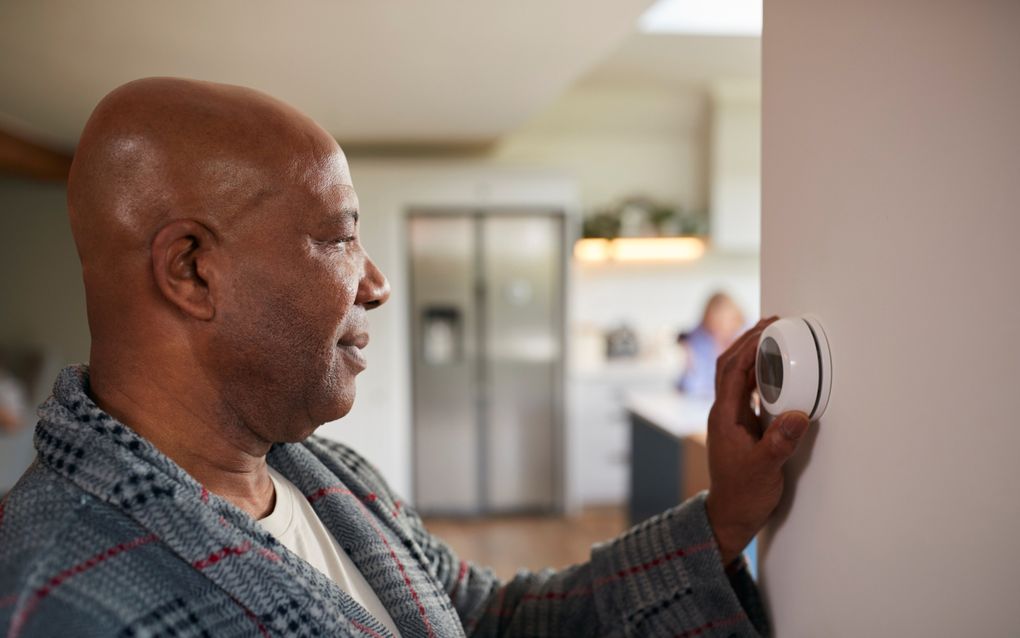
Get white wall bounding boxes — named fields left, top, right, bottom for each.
left=490, top=81, right=711, bottom=212
left=572, top=256, right=759, bottom=340
left=760, top=1, right=1020, bottom=635
left=710, top=80, right=761, bottom=253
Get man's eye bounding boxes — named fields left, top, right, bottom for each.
left=334, top=236, right=356, bottom=244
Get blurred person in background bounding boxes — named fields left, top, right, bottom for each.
left=677, top=292, right=747, bottom=398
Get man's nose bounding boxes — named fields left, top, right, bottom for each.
left=357, top=255, right=390, bottom=310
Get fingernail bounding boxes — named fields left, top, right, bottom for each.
left=780, top=413, right=810, bottom=440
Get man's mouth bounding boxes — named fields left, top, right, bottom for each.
left=337, top=333, right=369, bottom=370
left=338, top=333, right=369, bottom=349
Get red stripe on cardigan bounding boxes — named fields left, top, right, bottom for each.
left=349, top=618, right=388, bottom=638
left=7, top=533, right=158, bottom=638
left=192, top=541, right=253, bottom=570
left=310, top=484, right=436, bottom=638
left=257, top=547, right=281, bottom=562
left=448, top=560, right=469, bottom=600
left=484, top=540, right=716, bottom=607
left=593, top=541, right=715, bottom=588
left=309, top=487, right=402, bottom=519
left=308, top=486, right=355, bottom=502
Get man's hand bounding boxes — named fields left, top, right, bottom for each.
left=705, top=317, right=811, bottom=567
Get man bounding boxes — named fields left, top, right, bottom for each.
left=0, top=78, right=810, bottom=637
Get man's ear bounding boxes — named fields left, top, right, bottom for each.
left=151, top=219, right=220, bottom=321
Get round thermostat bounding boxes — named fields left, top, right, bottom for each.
left=756, top=315, right=832, bottom=421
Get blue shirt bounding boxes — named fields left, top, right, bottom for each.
left=677, top=325, right=720, bottom=398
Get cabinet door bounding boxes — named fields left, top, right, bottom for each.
left=571, top=379, right=629, bottom=505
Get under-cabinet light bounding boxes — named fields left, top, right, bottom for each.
left=574, top=237, right=706, bottom=263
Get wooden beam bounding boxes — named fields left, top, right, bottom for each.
left=0, top=127, right=72, bottom=181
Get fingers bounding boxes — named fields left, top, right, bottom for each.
left=714, top=317, right=778, bottom=414
left=737, top=386, right=763, bottom=438
left=720, top=317, right=773, bottom=368
left=750, top=411, right=810, bottom=473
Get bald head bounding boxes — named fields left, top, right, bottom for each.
left=71, top=78, right=389, bottom=440
left=68, top=77, right=347, bottom=265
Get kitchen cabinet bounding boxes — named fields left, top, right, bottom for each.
left=568, top=365, right=677, bottom=506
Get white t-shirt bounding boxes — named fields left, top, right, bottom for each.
left=258, top=467, right=402, bottom=637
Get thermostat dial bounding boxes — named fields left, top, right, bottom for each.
left=756, top=315, right=832, bottom=421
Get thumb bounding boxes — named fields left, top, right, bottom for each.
left=753, top=411, right=810, bottom=472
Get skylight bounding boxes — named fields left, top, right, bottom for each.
left=639, top=0, right=762, bottom=36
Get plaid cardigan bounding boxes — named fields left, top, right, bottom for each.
left=0, top=366, right=767, bottom=637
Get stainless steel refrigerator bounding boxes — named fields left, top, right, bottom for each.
left=408, top=210, right=565, bottom=515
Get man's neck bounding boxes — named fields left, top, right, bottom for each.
left=87, top=357, right=277, bottom=520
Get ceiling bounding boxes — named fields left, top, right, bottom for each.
left=582, top=33, right=760, bottom=91
left=0, top=0, right=655, bottom=149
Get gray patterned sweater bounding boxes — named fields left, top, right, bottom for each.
left=0, top=366, right=767, bottom=637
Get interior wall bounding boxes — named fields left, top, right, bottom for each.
left=760, top=1, right=1020, bottom=635
left=571, top=256, right=759, bottom=342
left=0, top=177, right=85, bottom=490
left=0, top=177, right=87, bottom=363
left=489, top=81, right=711, bottom=212
left=709, top=81, right=761, bottom=252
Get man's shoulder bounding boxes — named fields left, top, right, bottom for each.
left=0, top=463, right=214, bottom=634
left=1, top=461, right=86, bottom=569
left=0, top=462, right=173, bottom=587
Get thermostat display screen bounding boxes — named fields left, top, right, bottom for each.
left=757, top=336, right=783, bottom=403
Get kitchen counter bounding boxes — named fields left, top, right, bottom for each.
left=625, top=389, right=712, bottom=526
left=624, top=389, right=712, bottom=438
left=569, top=358, right=678, bottom=384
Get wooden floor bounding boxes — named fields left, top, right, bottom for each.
left=422, top=506, right=628, bottom=581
